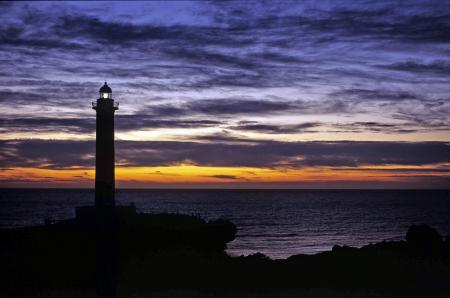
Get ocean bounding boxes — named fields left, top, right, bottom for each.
left=1, top=189, right=449, bottom=259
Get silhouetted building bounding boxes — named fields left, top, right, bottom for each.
left=93, top=82, right=118, bottom=208
left=76, top=84, right=135, bottom=220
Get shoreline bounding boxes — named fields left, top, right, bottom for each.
left=1, top=211, right=449, bottom=297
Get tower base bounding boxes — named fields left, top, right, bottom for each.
left=75, top=205, right=137, bottom=223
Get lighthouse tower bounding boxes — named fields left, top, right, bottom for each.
left=93, top=82, right=119, bottom=208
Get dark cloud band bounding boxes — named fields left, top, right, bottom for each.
left=1, top=139, right=449, bottom=169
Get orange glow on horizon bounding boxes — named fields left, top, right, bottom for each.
left=1, top=164, right=448, bottom=188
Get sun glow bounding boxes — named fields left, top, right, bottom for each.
left=1, top=164, right=448, bottom=188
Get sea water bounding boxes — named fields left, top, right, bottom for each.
left=1, top=189, right=449, bottom=259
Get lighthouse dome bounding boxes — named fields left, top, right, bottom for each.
left=99, top=82, right=112, bottom=93
left=99, top=82, right=112, bottom=99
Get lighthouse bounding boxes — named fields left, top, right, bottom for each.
left=93, top=82, right=119, bottom=208
left=76, top=82, right=135, bottom=218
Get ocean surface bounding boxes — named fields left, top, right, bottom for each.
left=1, top=189, right=449, bottom=259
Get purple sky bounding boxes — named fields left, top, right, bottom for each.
left=0, top=1, right=449, bottom=188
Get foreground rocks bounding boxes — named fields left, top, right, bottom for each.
left=0, top=212, right=449, bottom=298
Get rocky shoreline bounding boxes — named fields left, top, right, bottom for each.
left=1, top=211, right=449, bottom=298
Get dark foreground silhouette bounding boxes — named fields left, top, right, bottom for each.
left=1, top=210, right=449, bottom=298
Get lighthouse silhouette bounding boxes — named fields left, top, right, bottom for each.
left=92, top=82, right=120, bottom=298
left=93, top=82, right=118, bottom=208
left=76, top=82, right=135, bottom=218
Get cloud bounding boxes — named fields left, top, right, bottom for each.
left=203, top=174, right=240, bottom=180
left=267, top=8, right=450, bottom=44
left=188, top=99, right=297, bottom=115
left=332, top=89, right=419, bottom=102
left=381, top=61, right=450, bottom=75
left=0, top=139, right=95, bottom=169
left=0, top=117, right=95, bottom=133
left=191, top=132, right=259, bottom=144
left=0, top=115, right=223, bottom=134
left=139, top=99, right=298, bottom=118
left=0, top=80, right=101, bottom=108
left=229, top=121, right=320, bottom=134
left=0, top=25, right=85, bottom=50
left=3, top=97, right=337, bottom=135
left=331, top=167, right=450, bottom=173
left=330, top=122, right=418, bottom=134
left=1, top=139, right=449, bottom=170
left=6, top=3, right=448, bottom=92
left=6, top=2, right=449, bottom=51
left=143, top=98, right=351, bottom=119
left=0, top=90, right=49, bottom=104
left=116, top=115, right=222, bottom=131
left=55, top=15, right=183, bottom=45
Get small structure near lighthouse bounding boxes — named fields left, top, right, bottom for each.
left=93, top=82, right=118, bottom=208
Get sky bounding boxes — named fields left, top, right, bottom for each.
left=0, top=0, right=449, bottom=188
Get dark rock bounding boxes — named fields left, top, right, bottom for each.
left=406, top=224, right=444, bottom=257
left=1, top=218, right=450, bottom=297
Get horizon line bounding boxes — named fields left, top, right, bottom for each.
left=1, top=187, right=449, bottom=191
